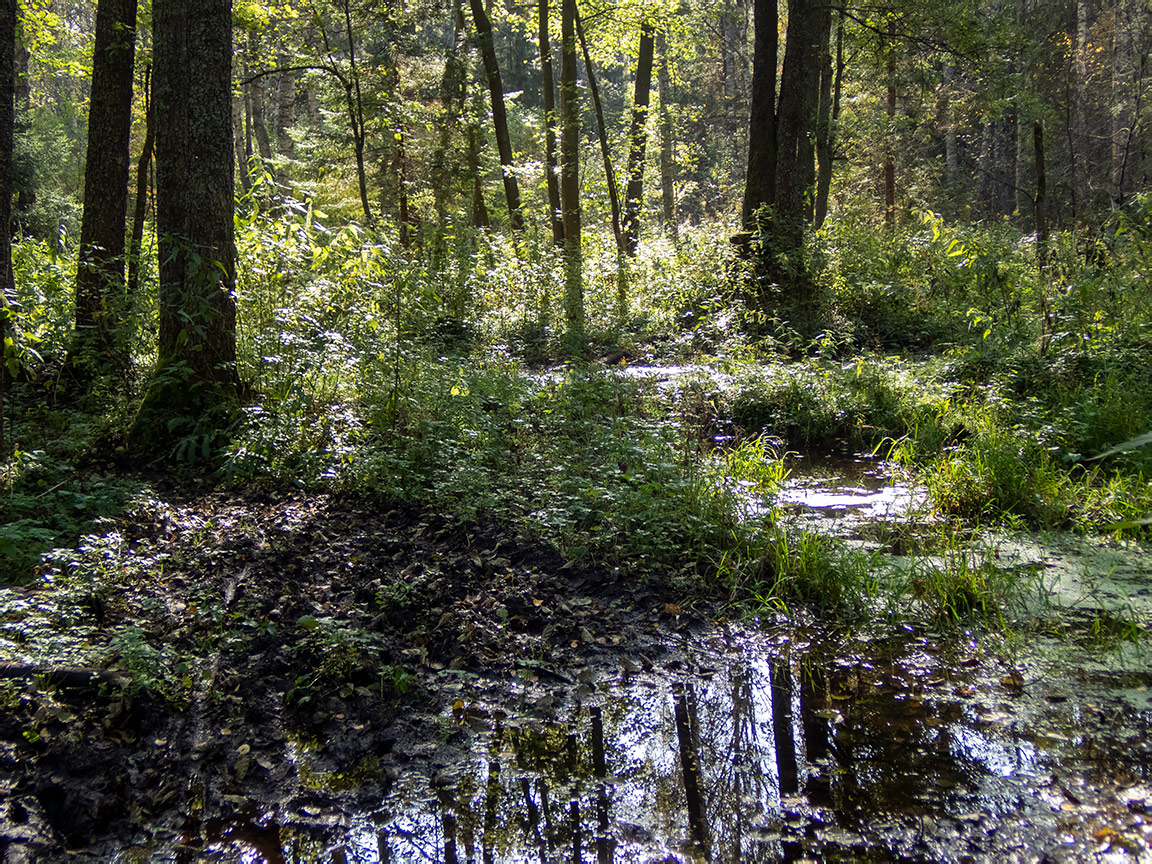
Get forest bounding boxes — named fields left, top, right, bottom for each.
left=0, top=0, right=1151, bottom=859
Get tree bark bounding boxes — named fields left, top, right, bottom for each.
left=576, top=9, right=623, bottom=254
left=432, top=0, right=466, bottom=227
left=1034, top=120, right=1048, bottom=260
left=1073, top=0, right=1090, bottom=220
left=774, top=0, right=830, bottom=240
left=622, top=20, right=655, bottom=257
left=884, top=19, right=896, bottom=227
left=656, top=29, right=676, bottom=238
left=233, top=93, right=251, bottom=193
left=943, top=65, right=959, bottom=186
left=0, top=0, right=15, bottom=455
left=814, top=7, right=839, bottom=229
left=276, top=54, right=295, bottom=193
left=73, top=0, right=138, bottom=375
left=127, top=65, right=154, bottom=299
left=741, top=0, right=777, bottom=229
left=341, top=0, right=373, bottom=226
left=468, top=123, right=491, bottom=230
left=133, top=0, right=237, bottom=448
left=540, top=0, right=564, bottom=247
left=247, top=32, right=273, bottom=165
left=469, top=0, right=523, bottom=231
left=560, top=0, right=583, bottom=353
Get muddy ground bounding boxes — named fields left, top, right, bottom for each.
left=0, top=480, right=704, bottom=861
left=1, top=479, right=1150, bottom=862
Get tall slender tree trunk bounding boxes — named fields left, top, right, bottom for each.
left=576, top=10, right=623, bottom=253
left=276, top=55, right=295, bottom=193
left=884, top=19, right=896, bottom=228
left=0, top=0, right=15, bottom=455
left=432, top=0, right=467, bottom=227
left=540, top=0, right=564, bottom=247
left=341, top=0, right=373, bottom=226
left=470, top=0, right=524, bottom=231
left=133, top=0, right=237, bottom=449
left=814, top=7, right=839, bottom=229
left=656, top=29, right=676, bottom=238
left=943, top=65, right=959, bottom=186
left=396, top=124, right=413, bottom=248
left=560, top=0, right=583, bottom=354
left=741, top=0, right=777, bottom=228
left=247, top=32, right=273, bottom=165
left=1034, top=120, right=1048, bottom=259
left=978, top=121, right=994, bottom=215
left=1035, top=119, right=1052, bottom=352
left=72, top=0, right=138, bottom=376
left=233, top=93, right=251, bottom=193
left=127, top=65, right=154, bottom=299
left=1111, top=2, right=1132, bottom=203
left=1073, top=0, right=1091, bottom=220
left=622, top=20, right=655, bottom=257
left=468, top=123, right=490, bottom=229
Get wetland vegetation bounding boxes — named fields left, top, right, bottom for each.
left=1, top=0, right=1152, bottom=858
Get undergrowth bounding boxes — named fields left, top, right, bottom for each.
left=2, top=201, right=1151, bottom=634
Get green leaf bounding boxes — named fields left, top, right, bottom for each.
left=1087, top=430, right=1152, bottom=461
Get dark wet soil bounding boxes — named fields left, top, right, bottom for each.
left=0, top=480, right=702, bottom=861
left=0, top=479, right=1150, bottom=862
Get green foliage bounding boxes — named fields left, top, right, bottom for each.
left=287, top=614, right=399, bottom=703
left=750, top=529, right=880, bottom=616
left=908, top=543, right=1042, bottom=627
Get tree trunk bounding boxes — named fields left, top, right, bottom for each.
left=468, top=123, right=490, bottom=229
left=774, top=0, right=830, bottom=238
left=943, top=65, right=959, bottom=186
left=560, top=0, right=583, bottom=354
left=72, top=0, right=138, bottom=376
left=1035, top=119, right=1052, bottom=352
left=341, top=0, right=373, bottom=226
left=656, top=29, right=676, bottom=238
left=813, top=7, right=839, bottom=229
left=741, top=0, right=777, bottom=228
left=884, top=19, right=896, bottom=228
left=432, top=0, right=467, bottom=227
left=1073, top=0, right=1090, bottom=220
left=127, top=65, right=154, bottom=299
left=1111, top=2, right=1132, bottom=203
left=1034, top=120, right=1048, bottom=259
left=134, top=0, right=237, bottom=449
left=576, top=9, right=623, bottom=254
left=276, top=54, right=295, bottom=193
left=540, top=0, right=564, bottom=247
left=247, top=32, right=273, bottom=164
left=233, top=93, right=250, bottom=193
left=469, top=0, right=523, bottom=231
left=0, top=0, right=15, bottom=455
left=764, top=0, right=831, bottom=330
left=622, top=20, right=655, bottom=257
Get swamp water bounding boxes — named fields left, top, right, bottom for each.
left=135, top=460, right=1151, bottom=863
left=146, top=628, right=1152, bottom=863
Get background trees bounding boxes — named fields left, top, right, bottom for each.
left=0, top=0, right=1145, bottom=405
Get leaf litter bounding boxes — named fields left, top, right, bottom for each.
left=0, top=480, right=1148, bottom=861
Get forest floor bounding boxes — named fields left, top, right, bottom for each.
left=1, top=474, right=1151, bottom=862
left=0, top=477, right=707, bottom=861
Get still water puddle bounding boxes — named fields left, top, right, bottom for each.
left=775, top=454, right=925, bottom=528
left=163, top=631, right=1152, bottom=863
